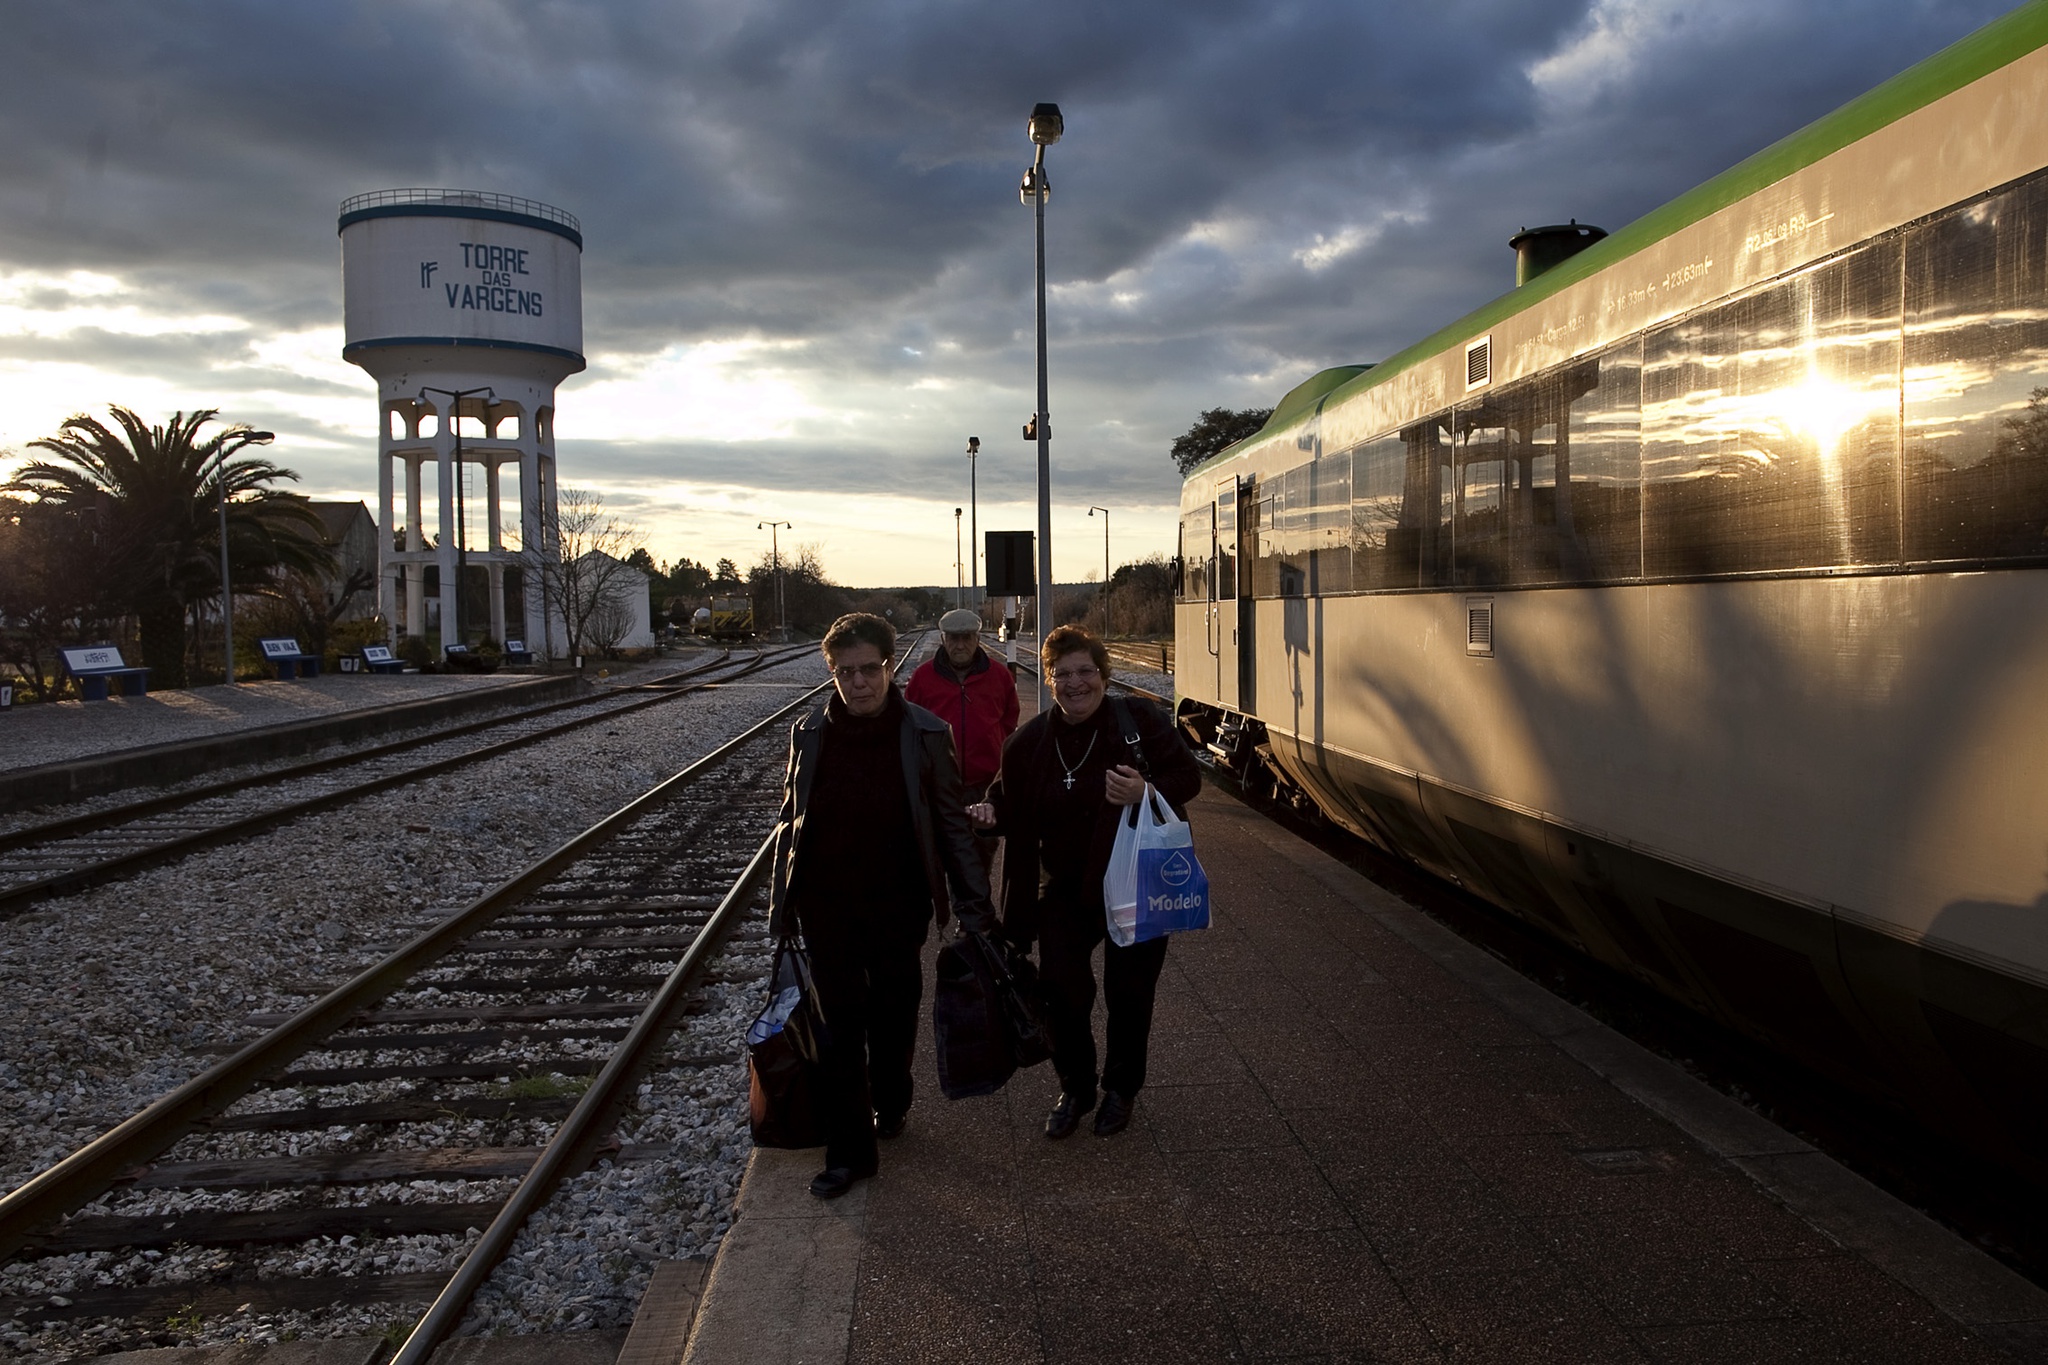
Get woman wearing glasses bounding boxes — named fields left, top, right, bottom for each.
left=769, top=612, right=994, bottom=1198
left=967, top=624, right=1200, bottom=1139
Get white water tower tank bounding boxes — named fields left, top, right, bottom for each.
left=339, top=189, right=585, bottom=657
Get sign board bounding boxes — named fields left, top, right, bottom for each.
left=61, top=647, right=125, bottom=672
left=338, top=656, right=361, bottom=673
left=505, top=639, right=526, bottom=654
left=361, top=646, right=396, bottom=664
left=985, top=531, right=1036, bottom=597
left=341, top=201, right=584, bottom=363
left=260, top=638, right=305, bottom=659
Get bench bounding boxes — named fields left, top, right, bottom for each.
left=358, top=645, right=404, bottom=675
left=260, top=637, right=322, bottom=681
left=59, top=646, right=151, bottom=702
left=503, top=638, right=535, bottom=666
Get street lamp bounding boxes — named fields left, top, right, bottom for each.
left=966, top=436, right=980, bottom=600
left=1089, top=506, right=1110, bottom=637
left=954, top=507, right=964, bottom=609
left=758, top=520, right=792, bottom=640
left=419, top=385, right=495, bottom=647
left=215, top=428, right=275, bottom=685
left=1022, top=101, right=1062, bottom=712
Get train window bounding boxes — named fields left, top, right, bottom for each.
left=1279, top=464, right=1312, bottom=597
left=1215, top=489, right=1238, bottom=599
left=1642, top=242, right=1901, bottom=576
left=1559, top=343, right=1646, bottom=582
left=1350, top=434, right=1412, bottom=589
left=1453, top=405, right=1515, bottom=586
left=1422, top=417, right=1456, bottom=588
left=1311, top=449, right=1353, bottom=594
left=1904, top=171, right=2048, bottom=564
left=1177, top=509, right=1210, bottom=601
left=1460, top=347, right=1644, bottom=586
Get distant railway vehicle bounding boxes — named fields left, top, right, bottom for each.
left=692, top=596, right=756, bottom=641
left=1175, top=3, right=2048, bottom=1176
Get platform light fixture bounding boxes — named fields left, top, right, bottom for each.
left=758, top=519, right=792, bottom=640
left=1022, top=101, right=1063, bottom=712
left=215, top=429, right=275, bottom=685
left=1089, top=506, right=1110, bottom=636
left=967, top=437, right=981, bottom=597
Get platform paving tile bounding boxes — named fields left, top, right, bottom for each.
left=1200, top=1228, right=1440, bottom=1362
left=688, top=784, right=2028, bottom=1363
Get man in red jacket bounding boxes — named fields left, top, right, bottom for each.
left=906, top=608, right=1020, bottom=870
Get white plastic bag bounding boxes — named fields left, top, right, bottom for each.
left=1103, top=789, right=1146, bottom=946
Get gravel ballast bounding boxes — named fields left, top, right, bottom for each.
left=0, top=646, right=855, bottom=1360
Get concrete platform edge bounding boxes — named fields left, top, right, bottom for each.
left=1242, top=818, right=2048, bottom=1346
left=679, top=1147, right=865, bottom=1365
left=0, top=674, right=579, bottom=814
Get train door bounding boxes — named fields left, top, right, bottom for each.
left=1213, top=481, right=1239, bottom=710
left=1236, top=478, right=1256, bottom=714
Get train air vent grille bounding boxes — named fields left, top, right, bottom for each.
left=1466, top=598, right=1494, bottom=656
left=1465, top=336, right=1491, bottom=389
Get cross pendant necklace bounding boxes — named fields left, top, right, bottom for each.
left=1056, top=731, right=1097, bottom=791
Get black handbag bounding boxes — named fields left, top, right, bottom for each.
left=989, top=935, right=1055, bottom=1069
left=933, top=930, right=1053, bottom=1099
left=746, top=938, right=830, bottom=1148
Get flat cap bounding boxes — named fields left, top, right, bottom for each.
left=939, top=608, right=982, bottom=634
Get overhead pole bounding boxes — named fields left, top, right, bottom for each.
left=1023, top=102, right=1063, bottom=713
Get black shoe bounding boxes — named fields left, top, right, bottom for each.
left=874, top=1111, right=907, bottom=1140
left=1045, top=1090, right=1097, bottom=1140
left=808, top=1166, right=870, bottom=1200
left=1093, top=1090, right=1134, bottom=1137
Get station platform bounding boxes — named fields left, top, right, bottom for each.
left=0, top=670, right=597, bottom=814
left=661, top=781, right=2048, bottom=1363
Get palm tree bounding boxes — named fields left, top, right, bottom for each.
left=4, top=406, right=333, bottom=687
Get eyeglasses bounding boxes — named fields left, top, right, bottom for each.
left=831, top=662, right=888, bottom=682
left=1050, top=666, right=1100, bottom=684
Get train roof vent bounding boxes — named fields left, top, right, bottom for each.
left=1465, top=336, right=1490, bottom=390
left=1465, top=597, right=1494, bottom=657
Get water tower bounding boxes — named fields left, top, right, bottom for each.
left=338, top=189, right=585, bottom=656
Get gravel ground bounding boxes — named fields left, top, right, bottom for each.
left=0, top=643, right=858, bottom=1360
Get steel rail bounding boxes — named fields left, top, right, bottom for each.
left=0, top=652, right=852, bottom=1258
left=390, top=832, right=776, bottom=1363
left=0, top=648, right=748, bottom=855
left=0, top=646, right=816, bottom=915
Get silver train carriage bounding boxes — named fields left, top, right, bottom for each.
left=1174, top=2, right=2048, bottom=1175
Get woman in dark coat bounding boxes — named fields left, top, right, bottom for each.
left=968, top=624, right=1201, bottom=1139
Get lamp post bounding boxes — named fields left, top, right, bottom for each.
left=214, top=428, right=275, bottom=685
left=758, top=520, right=791, bottom=640
left=1022, top=101, right=1063, bottom=712
left=967, top=437, right=980, bottom=600
left=419, top=385, right=495, bottom=648
left=1089, top=506, right=1110, bottom=637
left=954, top=508, right=964, bottom=608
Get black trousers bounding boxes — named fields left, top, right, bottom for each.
left=802, top=913, right=926, bottom=1173
left=1037, top=893, right=1170, bottom=1100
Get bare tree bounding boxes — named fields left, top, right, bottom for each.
left=524, top=487, right=648, bottom=661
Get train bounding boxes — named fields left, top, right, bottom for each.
left=1174, top=1, right=2048, bottom=1176
left=689, top=596, right=757, bottom=642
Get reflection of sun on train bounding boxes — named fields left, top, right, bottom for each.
left=1175, top=2, right=2048, bottom=1178
left=690, top=596, right=757, bottom=642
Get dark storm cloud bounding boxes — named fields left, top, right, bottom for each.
left=0, top=0, right=2022, bottom=531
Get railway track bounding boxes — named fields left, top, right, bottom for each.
left=0, top=644, right=816, bottom=916
left=0, top=633, right=927, bottom=1358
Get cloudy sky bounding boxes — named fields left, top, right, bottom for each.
left=0, top=0, right=2017, bottom=587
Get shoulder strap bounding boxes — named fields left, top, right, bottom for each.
left=1108, top=695, right=1153, bottom=782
